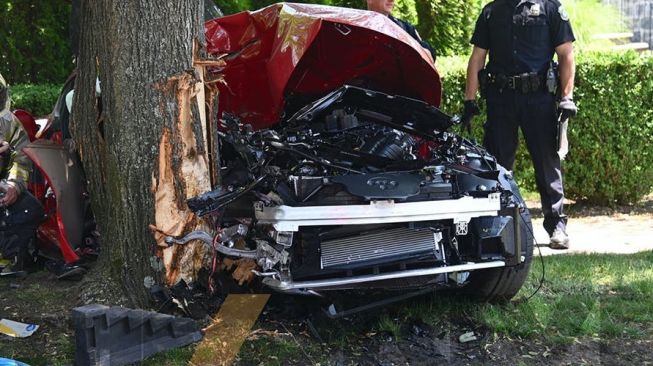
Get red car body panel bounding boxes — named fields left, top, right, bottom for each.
left=11, top=110, right=80, bottom=263
left=13, top=109, right=39, bottom=142
left=23, top=141, right=85, bottom=264
left=205, top=3, right=442, bottom=129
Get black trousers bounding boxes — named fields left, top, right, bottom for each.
left=0, top=191, right=44, bottom=258
left=483, top=88, right=566, bottom=235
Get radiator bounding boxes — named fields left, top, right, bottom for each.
left=320, top=227, right=442, bottom=269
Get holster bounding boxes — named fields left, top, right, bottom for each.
left=478, top=69, right=489, bottom=98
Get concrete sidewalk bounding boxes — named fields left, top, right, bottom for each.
left=531, top=214, right=653, bottom=256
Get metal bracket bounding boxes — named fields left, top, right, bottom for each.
left=448, top=271, right=470, bottom=285
left=334, top=23, right=351, bottom=36
left=505, top=205, right=523, bottom=266
left=455, top=220, right=469, bottom=236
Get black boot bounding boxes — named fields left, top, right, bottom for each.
left=1, top=234, right=22, bottom=273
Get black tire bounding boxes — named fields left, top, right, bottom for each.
left=462, top=183, right=535, bottom=302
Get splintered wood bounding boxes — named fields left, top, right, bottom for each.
left=221, top=258, right=258, bottom=285
left=151, top=71, right=212, bottom=285
left=190, top=294, right=271, bottom=366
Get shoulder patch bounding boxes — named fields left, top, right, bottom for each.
left=483, top=2, right=494, bottom=20
left=558, top=5, right=569, bottom=21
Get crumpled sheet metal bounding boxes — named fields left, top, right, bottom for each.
left=23, top=141, right=85, bottom=263
left=205, top=3, right=442, bottom=129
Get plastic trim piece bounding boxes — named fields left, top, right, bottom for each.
left=72, top=304, right=202, bottom=366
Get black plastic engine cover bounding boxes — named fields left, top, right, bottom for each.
left=330, top=173, right=423, bottom=200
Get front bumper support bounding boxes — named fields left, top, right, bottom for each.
left=255, top=193, right=501, bottom=231
left=263, top=260, right=506, bottom=292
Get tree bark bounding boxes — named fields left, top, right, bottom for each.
left=72, top=0, right=213, bottom=307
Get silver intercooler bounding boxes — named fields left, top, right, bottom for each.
left=320, top=227, right=443, bottom=269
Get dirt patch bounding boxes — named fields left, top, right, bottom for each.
left=0, top=271, right=78, bottom=363
left=485, top=338, right=653, bottom=365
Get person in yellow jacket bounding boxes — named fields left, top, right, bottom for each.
left=0, top=73, right=44, bottom=274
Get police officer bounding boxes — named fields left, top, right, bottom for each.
left=366, top=0, right=436, bottom=60
left=461, top=0, right=577, bottom=249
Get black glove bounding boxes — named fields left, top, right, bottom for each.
left=558, top=96, right=577, bottom=121
left=460, top=100, right=480, bottom=133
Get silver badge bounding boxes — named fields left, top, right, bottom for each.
left=529, top=3, right=541, bottom=17
left=558, top=5, right=570, bottom=21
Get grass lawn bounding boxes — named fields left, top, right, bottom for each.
left=3, top=252, right=652, bottom=365
left=144, top=251, right=653, bottom=365
left=480, top=251, right=653, bottom=343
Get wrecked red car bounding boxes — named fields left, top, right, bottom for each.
left=167, top=3, right=534, bottom=308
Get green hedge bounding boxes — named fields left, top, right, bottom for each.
left=415, top=1, right=483, bottom=57
left=437, top=51, right=653, bottom=204
left=10, top=84, right=61, bottom=117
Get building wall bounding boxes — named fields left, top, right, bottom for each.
left=603, top=0, right=653, bottom=48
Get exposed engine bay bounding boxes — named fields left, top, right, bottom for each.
left=169, top=86, right=531, bottom=296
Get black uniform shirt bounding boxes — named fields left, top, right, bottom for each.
left=389, top=15, right=436, bottom=60
left=471, top=0, right=575, bottom=74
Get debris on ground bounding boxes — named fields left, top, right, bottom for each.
left=44, top=260, right=88, bottom=281
left=191, top=294, right=270, bottom=366
left=0, top=319, right=39, bottom=338
left=72, top=304, right=202, bottom=366
left=458, top=331, right=479, bottom=343
left=0, top=358, right=30, bottom=366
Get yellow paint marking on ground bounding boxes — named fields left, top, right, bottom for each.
left=190, top=294, right=271, bottom=366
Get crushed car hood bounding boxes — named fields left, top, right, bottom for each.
left=205, top=3, right=442, bottom=129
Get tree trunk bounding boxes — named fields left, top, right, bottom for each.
left=72, top=0, right=214, bottom=307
